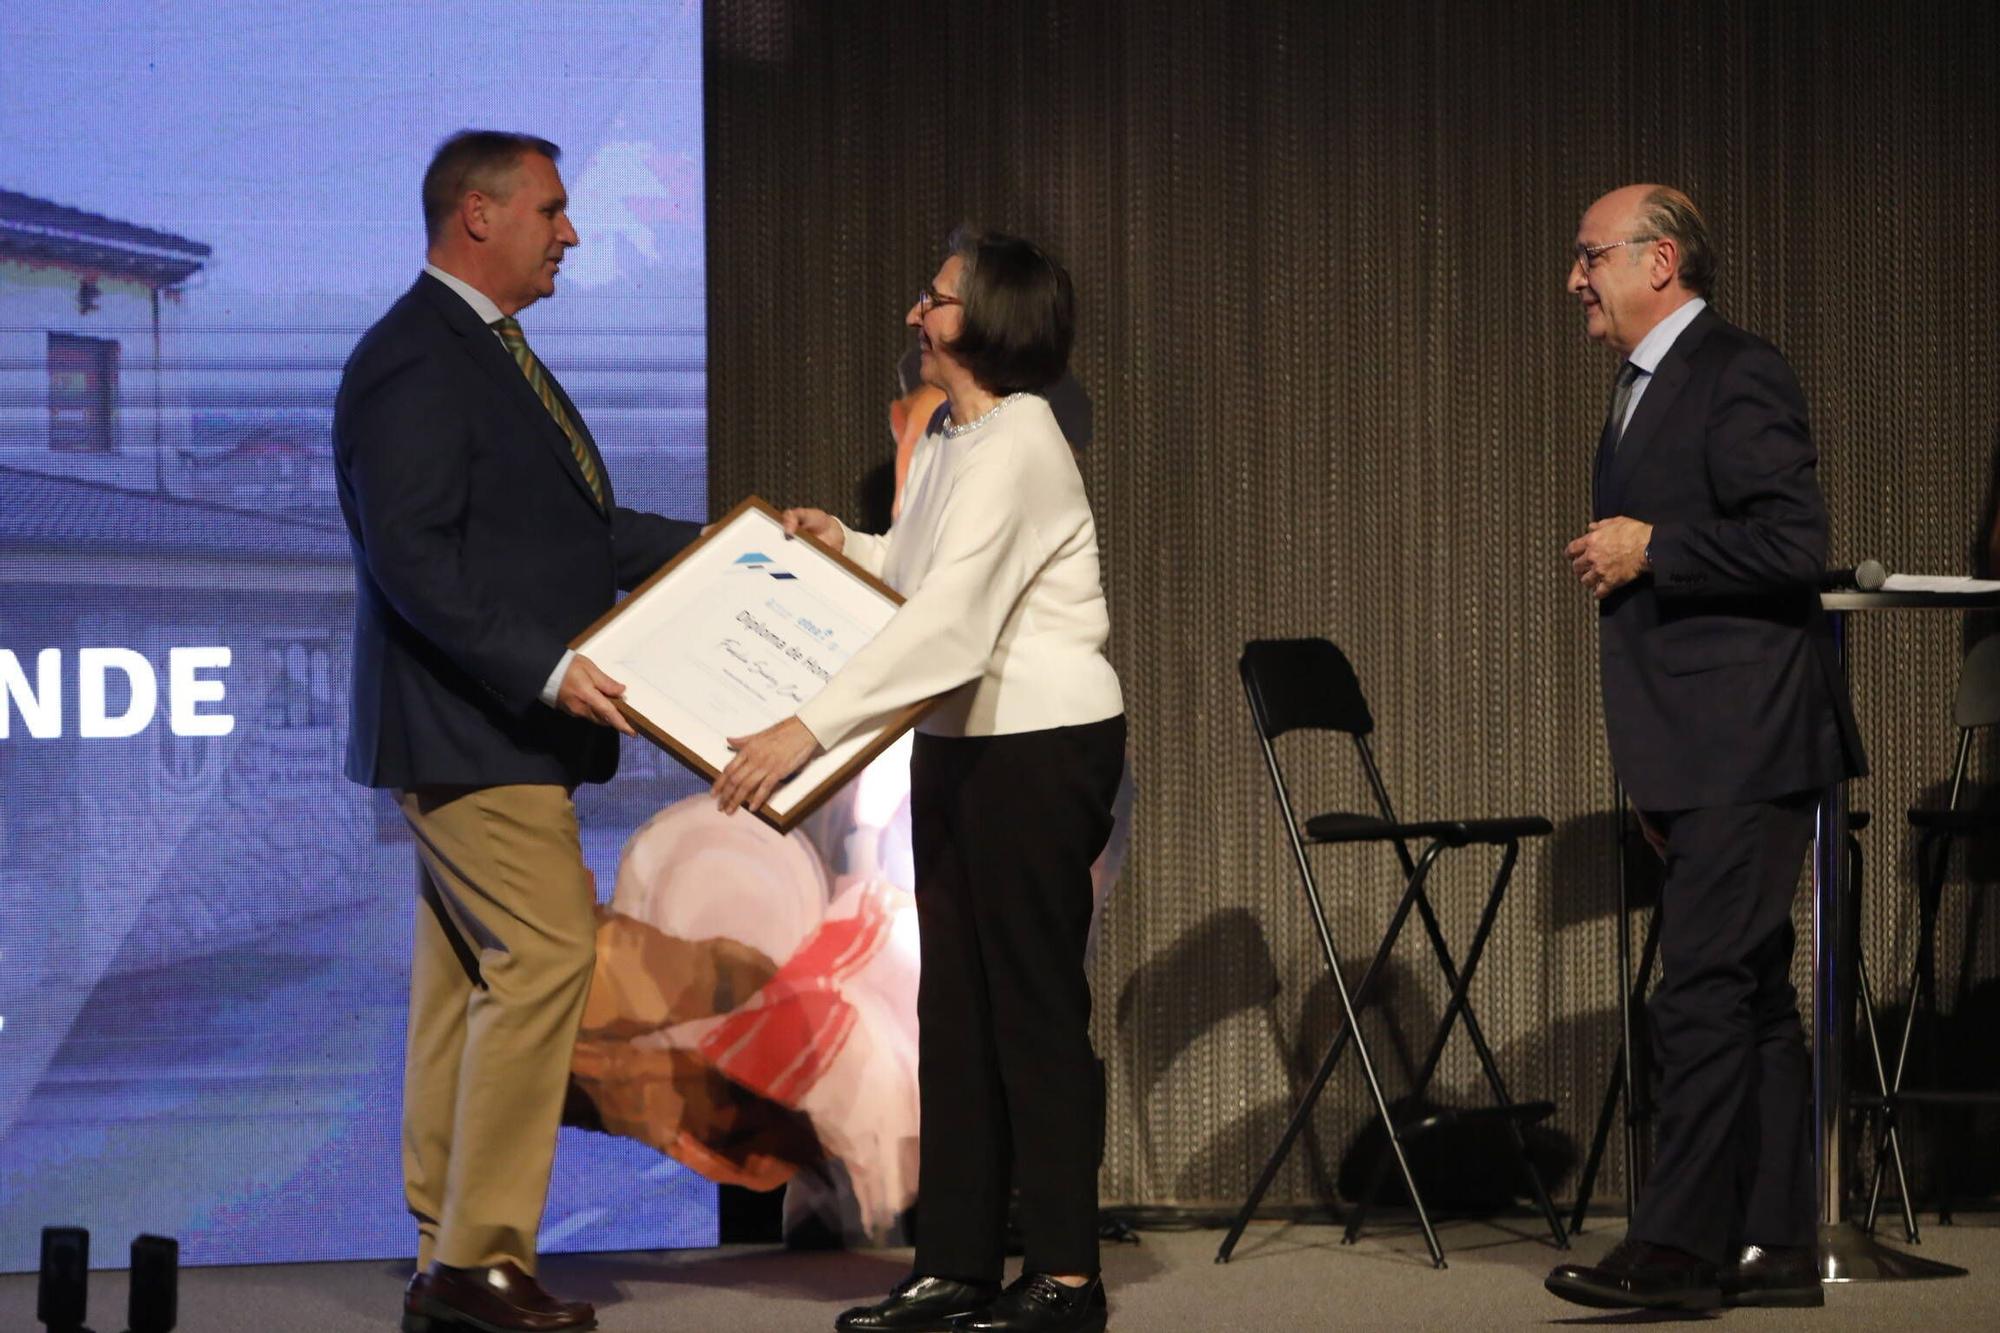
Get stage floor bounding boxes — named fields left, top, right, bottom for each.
left=4, top=1216, right=1995, bottom=1331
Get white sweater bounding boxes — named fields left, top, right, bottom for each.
left=796, top=394, right=1124, bottom=746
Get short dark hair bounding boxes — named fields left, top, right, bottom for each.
left=422, top=130, right=561, bottom=244
left=1639, top=186, right=1717, bottom=299
left=941, top=225, right=1075, bottom=394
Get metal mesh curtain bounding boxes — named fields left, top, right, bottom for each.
left=704, top=0, right=2000, bottom=1209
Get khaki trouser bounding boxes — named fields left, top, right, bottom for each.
left=396, top=785, right=597, bottom=1273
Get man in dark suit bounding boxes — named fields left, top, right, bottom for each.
left=1544, top=185, right=1865, bottom=1313
left=334, top=129, right=698, bottom=1333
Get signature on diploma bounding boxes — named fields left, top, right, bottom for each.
left=716, top=637, right=808, bottom=705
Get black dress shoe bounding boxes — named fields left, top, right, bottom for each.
left=1544, top=1239, right=1721, bottom=1312
left=952, top=1274, right=1107, bottom=1333
left=836, top=1275, right=1002, bottom=1332
left=403, top=1260, right=596, bottom=1332
left=405, top=1270, right=433, bottom=1322
left=1723, top=1243, right=1824, bottom=1307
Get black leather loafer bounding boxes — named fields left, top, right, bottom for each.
left=836, top=1275, right=1002, bottom=1332
left=1544, top=1239, right=1721, bottom=1311
left=1723, top=1243, right=1824, bottom=1307
left=952, top=1273, right=1107, bottom=1332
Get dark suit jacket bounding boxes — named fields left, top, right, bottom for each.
left=334, top=273, right=698, bottom=790
left=1594, top=305, right=1865, bottom=811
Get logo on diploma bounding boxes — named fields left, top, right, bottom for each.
left=734, top=553, right=798, bottom=580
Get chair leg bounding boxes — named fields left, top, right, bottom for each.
left=1327, top=843, right=1452, bottom=1265
left=1342, top=1112, right=1401, bottom=1245
left=1882, top=830, right=1950, bottom=1230
left=1344, top=842, right=1520, bottom=1252
left=1454, top=844, right=1567, bottom=1248
left=1584, top=810, right=1640, bottom=1237
left=1571, top=901, right=1662, bottom=1235
left=1406, top=843, right=1567, bottom=1248
left=1852, top=830, right=1919, bottom=1243
left=1625, top=906, right=1663, bottom=1185
left=1216, top=843, right=1445, bottom=1267
left=1917, top=834, right=1952, bottom=1226
left=1860, top=947, right=1920, bottom=1243
left=1569, top=1046, right=1626, bottom=1236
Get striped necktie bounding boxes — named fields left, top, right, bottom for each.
left=490, top=316, right=606, bottom=508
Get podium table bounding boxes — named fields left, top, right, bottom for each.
left=1812, top=589, right=1997, bottom=1281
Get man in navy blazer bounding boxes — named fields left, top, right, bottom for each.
left=334, top=129, right=697, bottom=1333
left=1545, top=185, right=1865, bottom=1314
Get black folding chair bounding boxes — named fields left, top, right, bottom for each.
left=1215, top=639, right=1568, bottom=1268
left=1567, top=795, right=1663, bottom=1234
left=1859, top=631, right=2000, bottom=1237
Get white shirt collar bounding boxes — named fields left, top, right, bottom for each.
left=1627, top=296, right=1707, bottom=375
left=422, top=263, right=506, bottom=328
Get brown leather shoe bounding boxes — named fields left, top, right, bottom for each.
left=402, top=1260, right=596, bottom=1332
left=404, top=1269, right=433, bottom=1318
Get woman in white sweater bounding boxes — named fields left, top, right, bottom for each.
left=715, top=228, right=1124, bottom=1333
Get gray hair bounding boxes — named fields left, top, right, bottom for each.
left=1638, top=186, right=1717, bottom=299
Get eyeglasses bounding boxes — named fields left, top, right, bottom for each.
left=916, top=283, right=961, bottom=315
left=1573, top=236, right=1657, bottom=271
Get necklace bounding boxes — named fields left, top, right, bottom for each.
left=943, top=392, right=1024, bottom=438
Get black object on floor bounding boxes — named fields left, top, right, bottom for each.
left=720, top=1182, right=786, bottom=1245
left=128, top=1233, right=179, bottom=1333
left=38, top=1226, right=89, bottom=1333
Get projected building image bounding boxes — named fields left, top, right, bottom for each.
left=0, top=2, right=714, bottom=1270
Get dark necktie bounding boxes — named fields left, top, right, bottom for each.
left=490, top=316, right=606, bottom=508
left=1605, top=360, right=1643, bottom=451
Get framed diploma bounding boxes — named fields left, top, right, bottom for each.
left=570, top=495, right=933, bottom=831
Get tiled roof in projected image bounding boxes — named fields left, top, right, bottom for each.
left=0, top=465, right=348, bottom=562
left=0, top=186, right=210, bottom=286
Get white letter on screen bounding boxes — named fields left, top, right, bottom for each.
left=1, top=648, right=63, bottom=739
left=79, top=647, right=158, bottom=739
left=169, top=647, right=235, bottom=737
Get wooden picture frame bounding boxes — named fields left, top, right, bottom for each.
left=570, top=495, right=933, bottom=831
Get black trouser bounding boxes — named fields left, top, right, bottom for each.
left=910, top=715, right=1127, bottom=1281
left=1629, top=792, right=1819, bottom=1264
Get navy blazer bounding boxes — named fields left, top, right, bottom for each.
left=334, top=273, right=699, bottom=790
left=1593, top=306, right=1865, bottom=810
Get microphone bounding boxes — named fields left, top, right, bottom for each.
left=1820, top=559, right=1887, bottom=591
